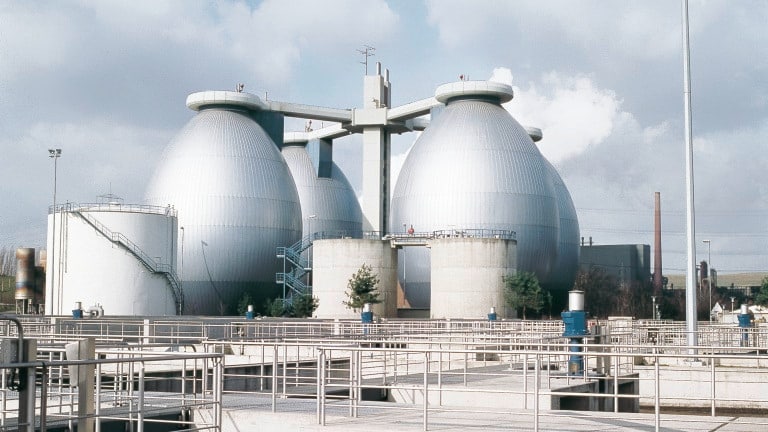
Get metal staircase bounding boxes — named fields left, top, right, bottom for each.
left=276, top=234, right=314, bottom=303
left=275, top=230, right=376, bottom=304
left=73, top=211, right=184, bottom=314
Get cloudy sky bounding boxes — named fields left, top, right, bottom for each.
left=1, top=0, right=766, bottom=276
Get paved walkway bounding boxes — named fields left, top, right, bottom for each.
left=198, top=394, right=768, bottom=432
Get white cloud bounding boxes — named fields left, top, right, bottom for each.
left=489, top=68, right=513, bottom=87
left=0, top=1, right=399, bottom=89
left=0, top=4, right=78, bottom=80
left=426, top=0, right=705, bottom=61
left=491, top=68, right=626, bottom=163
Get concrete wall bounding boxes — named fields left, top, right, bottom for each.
left=636, top=365, right=768, bottom=409
left=430, top=238, right=516, bottom=319
left=313, top=239, right=397, bottom=319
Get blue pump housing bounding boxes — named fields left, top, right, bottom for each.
left=562, top=310, right=588, bottom=337
left=562, top=310, right=588, bottom=375
left=738, top=313, right=751, bottom=328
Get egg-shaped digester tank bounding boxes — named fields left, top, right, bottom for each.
left=281, top=136, right=362, bottom=238
left=391, top=81, right=559, bottom=309
left=526, top=127, right=581, bottom=303
left=145, top=91, right=302, bottom=315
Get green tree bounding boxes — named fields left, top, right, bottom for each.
left=755, top=276, right=768, bottom=306
left=264, top=297, right=289, bottom=317
left=343, top=264, right=381, bottom=312
left=292, top=293, right=319, bottom=318
left=503, top=271, right=545, bottom=320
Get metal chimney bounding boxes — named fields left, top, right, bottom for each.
left=653, top=192, right=663, bottom=295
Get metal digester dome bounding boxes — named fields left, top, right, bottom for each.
left=529, top=127, right=581, bottom=296
left=391, top=81, right=577, bottom=310
left=281, top=135, right=362, bottom=238
left=145, top=91, right=302, bottom=315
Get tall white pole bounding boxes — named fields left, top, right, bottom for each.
left=48, top=148, right=61, bottom=315
left=682, top=0, right=698, bottom=349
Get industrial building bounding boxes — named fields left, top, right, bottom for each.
left=45, top=64, right=581, bottom=318
left=579, top=243, right=651, bottom=286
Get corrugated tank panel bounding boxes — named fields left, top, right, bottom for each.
left=282, top=144, right=362, bottom=237
left=544, top=158, right=580, bottom=292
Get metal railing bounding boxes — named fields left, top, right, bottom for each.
left=50, top=202, right=178, bottom=217
left=7, top=315, right=768, bottom=350
left=204, top=336, right=768, bottom=432
left=3, top=317, right=768, bottom=431
left=0, top=344, right=223, bottom=431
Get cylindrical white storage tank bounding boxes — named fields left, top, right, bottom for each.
left=430, top=236, right=517, bottom=319
left=44, top=203, right=179, bottom=316
left=281, top=139, right=362, bottom=238
left=391, top=81, right=559, bottom=309
left=145, top=91, right=302, bottom=315
left=312, top=239, right=397, bottom=319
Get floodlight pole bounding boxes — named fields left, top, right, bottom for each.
left=681, top=0, right=698, bottom=351
left=48, top=148, right=62, bottom=315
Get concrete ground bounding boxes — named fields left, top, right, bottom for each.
left=198, top=394, right=768, bottom=432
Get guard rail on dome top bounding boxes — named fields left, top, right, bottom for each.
left=49, top=202, right=178, bottom=217
left=385, top=228, right=516, bottom=240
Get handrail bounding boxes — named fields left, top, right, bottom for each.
left=50, top=201, right=177, bottom=217
left=0, top=315, right=25, bottom=356
left=276, top=246, right=308, bottom=269
left=0, top=347, right=223, bottom=431
left=275, top=273, right=308, bottom=296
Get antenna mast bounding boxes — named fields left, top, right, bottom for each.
left=357, top=45, right=376, bottom=75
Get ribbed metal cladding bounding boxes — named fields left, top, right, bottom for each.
left=391, top=93, right=566, bottom=309
left=281, top=145, right=362, bottom=237
left=544, top=158, right=580, bottom=292
left=145, top=108, right=301, bottom=315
